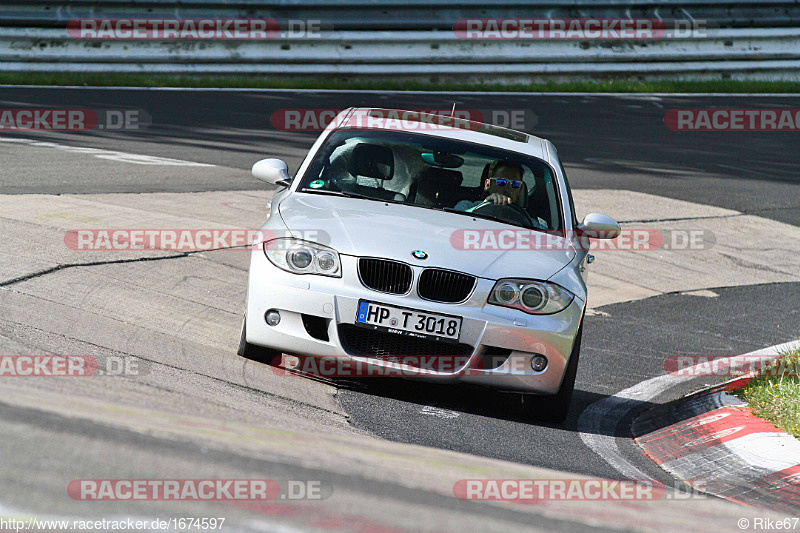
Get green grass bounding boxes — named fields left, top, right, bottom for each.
left=0, top=72, right=799, bottom=93
left=733, top=347, right=800, bottom=439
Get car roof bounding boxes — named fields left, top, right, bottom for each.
left=335, top=108, right=550, bottom=162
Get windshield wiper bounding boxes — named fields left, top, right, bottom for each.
left=441, top=207, right=531, bottom=229
left=299, top=188, right=405, bottom=204
left=299, top=188, right=373, bottom=200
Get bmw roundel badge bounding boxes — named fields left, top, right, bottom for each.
left=412, top=250, right=428, bottom=260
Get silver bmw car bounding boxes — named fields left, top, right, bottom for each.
left=239, top=108, right=620, bottom=422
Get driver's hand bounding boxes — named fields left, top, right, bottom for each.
left=485, top=193, right=512, bottom=205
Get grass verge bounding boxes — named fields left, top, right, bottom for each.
left=732, top=346, right=800, bottom=439
left=0, top=72, right=799, bottom=93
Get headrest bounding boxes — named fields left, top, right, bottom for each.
left=348, top=143, right=394, bottom=180
left=481, top=163, right=491, bottom=180
left=515, top=180, right=529, bottom=207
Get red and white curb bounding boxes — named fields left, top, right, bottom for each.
left=633, top=383, right=800, bottom=514
left=579, top=339, right=800, bottom=513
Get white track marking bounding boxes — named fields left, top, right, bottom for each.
left=420, top=406, right=460, bottom=419
left=0, top=136, right=214, bottom=166
left=577, top=339, right=800, bottom=480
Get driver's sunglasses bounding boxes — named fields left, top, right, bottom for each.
left=494, top=179, right=523, bottom=188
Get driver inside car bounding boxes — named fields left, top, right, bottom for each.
left=454, top=160, right=548, bottom=230
left=454, top=160, right=525, bottom=210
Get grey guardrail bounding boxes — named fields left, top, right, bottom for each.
left=0, top=27, right=798, bottom=81
left=1, top=1, right=798, bottom=81
left=2, top=1, right=800, bottom=29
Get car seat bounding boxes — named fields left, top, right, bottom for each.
left=345, top=143, right=406, bottom=202
left=413, top=167, right=463, bottom=208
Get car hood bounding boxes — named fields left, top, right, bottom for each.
left=278, top=193, right=575, bottom=280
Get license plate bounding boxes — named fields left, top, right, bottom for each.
left=355, top=300, right=462, bottom=342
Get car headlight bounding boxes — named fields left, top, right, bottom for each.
left=264, top=239, right=342, bottom=277
left=488, top=279, right=574, bottom=315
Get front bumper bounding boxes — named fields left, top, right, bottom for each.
left=245, top=250, right=584, bottom=394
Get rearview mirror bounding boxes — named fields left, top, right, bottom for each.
left=252, top=158, right=291, bottom=186
left=421, top=152, right=464, bottom=168
left=577, top=213, right=620, bottom=239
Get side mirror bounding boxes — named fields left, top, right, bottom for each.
left=252, top=158, right=291, bottom=187
left=577, top=213, right=620, bottom=239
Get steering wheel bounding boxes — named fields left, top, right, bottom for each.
left=469, top=201, right=535, bottom=229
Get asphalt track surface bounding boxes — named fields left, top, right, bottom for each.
left=1, top=87, right=799, bottom=529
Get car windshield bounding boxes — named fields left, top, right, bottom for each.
left=298, top=129, right=563, bottom=231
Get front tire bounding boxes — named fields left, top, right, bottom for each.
left=237, top=316, right=282, bottom=364
left=522, top=323, right=583, bottom=424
